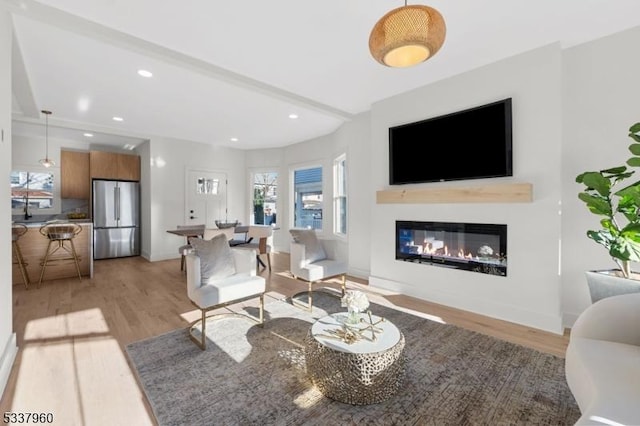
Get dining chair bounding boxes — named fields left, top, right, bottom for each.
left=177, top=224, right=205, bottom=272
left=230, top=225, right=251, bottom=246
left=248, top=226, right=274, bottom=272
left=203, top=227, right=235, bottom=241
left=233, top=226, right=274, bottom=273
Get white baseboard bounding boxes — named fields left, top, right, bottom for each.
left=369, top=276, right=564, bottom=335
left=347, top=267, right=370, bottom=280
left=0, top=333, right=17, bottom=398
left=148, top=252, right=180, bottom=262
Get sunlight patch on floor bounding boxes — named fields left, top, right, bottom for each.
left=589, top=416, right=624, bottom=426
left=11, top=340, right=81, bottom=425
left=73, top=336, right=153, bottom=426
left=390, top=308, right=446, bottom=324
left=23, top=308, right=109, bottom=341
left=13, top=309, right=154, bottom=426
left=179, top=308, right=201, bottom=323
left=347, top=284, right=448, bottom=325
left=191, top=317, right=254, bottom=363
left=293, top=386, right=322, bottom=409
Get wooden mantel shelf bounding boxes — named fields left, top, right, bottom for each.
left=376, top=182, right=533, bottom=204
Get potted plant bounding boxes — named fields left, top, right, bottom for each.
left=576, top=122, right=640, bottom=302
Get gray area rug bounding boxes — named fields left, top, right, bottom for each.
left=126, top=292, right=580, bottom=425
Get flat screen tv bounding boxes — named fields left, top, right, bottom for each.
left=389, top=98, right=512, bottom=185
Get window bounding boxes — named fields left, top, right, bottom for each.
left=196, top=177, right=219, bottom=194
left=293, top=166, right=322, bottom=230
left=333, top=154, right=347, bottom=236
left=11, top=171, right=55, bottom=213
left=251, top=172, right=278, bottom=225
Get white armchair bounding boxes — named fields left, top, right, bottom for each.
left=186, top=248, right=266, bottom=350
left=565, top=293, right=640, bottom=425
left=289, top=229, right=347, bottom=311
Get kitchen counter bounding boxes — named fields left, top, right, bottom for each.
left=12, top=222, right=93, bottom=286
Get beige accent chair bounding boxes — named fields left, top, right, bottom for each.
left=186, top=248, right=266, bottom=350
left=289, top=228, right=347, bottom=311
left=565, top=293, right=640, bottom=425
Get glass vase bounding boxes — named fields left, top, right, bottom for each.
left=346, top=306, right=360, bottom=325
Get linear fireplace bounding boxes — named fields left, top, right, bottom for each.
left=396, top=221, right=507, bottom=276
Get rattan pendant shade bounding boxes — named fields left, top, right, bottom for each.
left=369, top=4, right=446, bottom=68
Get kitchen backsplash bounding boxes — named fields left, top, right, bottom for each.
left=12, top=198, right=89, bottom=223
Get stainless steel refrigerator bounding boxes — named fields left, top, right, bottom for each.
left=93, top=180, right=140, bottom=259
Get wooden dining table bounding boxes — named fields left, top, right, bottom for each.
left=166, top=225, right=281, bottom=271
left=166, top=228, right=206, bottom=238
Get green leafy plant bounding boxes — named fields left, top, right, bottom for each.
left=576, top=123, right=640, bottom=278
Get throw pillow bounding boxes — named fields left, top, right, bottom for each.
left=289, top=228, right=326, bottom=263
left=190, top=233, right=236, bottom=282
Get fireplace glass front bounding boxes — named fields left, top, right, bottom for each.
left=396, top=221, right=507, bottom=276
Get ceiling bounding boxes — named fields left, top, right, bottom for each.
left=5, top=0, right=640, bottom=150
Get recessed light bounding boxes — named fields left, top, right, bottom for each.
left=289, top=113, right=299, bottom=119
left=137, top=69, right=153, bottom=78
left=230, top=137, right=238, bottom=142
left=123, top=144, right=136, bottom=150
left=113, top=116, right=124, bottom=122
left=83, top=133, right=94, bottom=138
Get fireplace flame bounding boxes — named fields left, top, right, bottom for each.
left=407, top=239, right=501, bottom=263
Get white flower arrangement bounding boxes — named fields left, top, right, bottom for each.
left=341, top=290, right=369, bottom=312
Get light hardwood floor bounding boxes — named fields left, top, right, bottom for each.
left=1, top=252, right=569, bottom=425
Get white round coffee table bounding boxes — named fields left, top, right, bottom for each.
left=304, top=312, right=405, bottom=405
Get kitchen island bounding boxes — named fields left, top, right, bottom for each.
left=12, top=221, right=93, bottom=287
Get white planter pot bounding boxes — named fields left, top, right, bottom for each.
left=585, top=270, right=640, bottom=303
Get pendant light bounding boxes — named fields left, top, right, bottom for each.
left=369, top=1, right=446, bottom=68
left=39, top=110, right=55, bottom=168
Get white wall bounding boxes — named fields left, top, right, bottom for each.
left=332, top=112, right=372, bottom=278
left=138, top=140, right=152, bottom=259
left=245, top=112, right=372, bottom=278
left=11, top=133, right=90, bottom=166
left=561, top=25, right=640, bottom=324
left=369, top=44, right=564, bottom=333
left=0, top=9, right=17, bottom=397
left=146, top=137, right=246, bottom=261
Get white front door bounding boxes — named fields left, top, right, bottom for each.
left=185, top=169, right=227, bottom=227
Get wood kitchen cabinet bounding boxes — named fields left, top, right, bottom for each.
left=61, top=150, right=90, bottom=199
left=117, top=153, right=141, bottom=181
left=90, top=151, right=140, bottom=181
left=89, top=151, right=119, bottom=179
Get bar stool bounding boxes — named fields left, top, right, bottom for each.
left=38, top=222, right=83, bottom=287
left=12, top=223, right=31, bottom=289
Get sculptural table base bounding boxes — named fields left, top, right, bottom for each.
left=304, top=313, right=405, bottom=405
